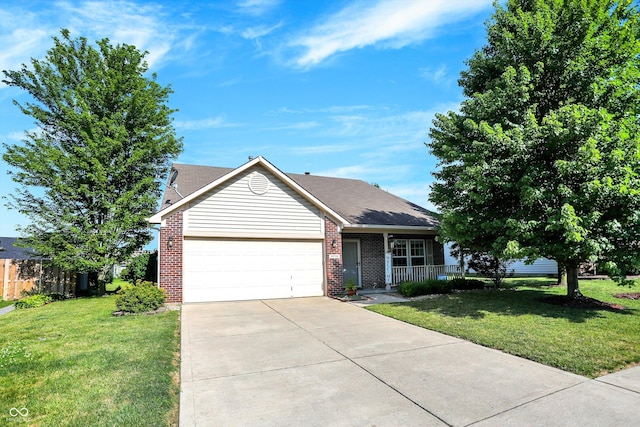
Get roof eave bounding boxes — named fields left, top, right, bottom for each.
left=343, top=224, right=438, bottom=233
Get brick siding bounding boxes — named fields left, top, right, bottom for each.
left=159, top=211, right=183, bottom=303
left=342, top=233, right=386, bottom=289
left=342, top=233, right=444, bottom=289
left=324, top=217, right=343, bottom=297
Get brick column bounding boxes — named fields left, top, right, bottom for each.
left=324, top=217, right=343, bottom=297
left=159, top=211, right=183, bottom=303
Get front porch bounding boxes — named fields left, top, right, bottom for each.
left=391, top=264, right=462, bottom=284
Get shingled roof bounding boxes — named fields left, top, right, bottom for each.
left=158, top=161, right=439, bottom=228
left=0, top=237, right=40, bottom=260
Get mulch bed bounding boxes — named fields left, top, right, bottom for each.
left=540, top=295, right=626, bottom=311
left=614, top=292, right=640, bottom=300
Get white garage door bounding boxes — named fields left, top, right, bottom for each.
left=183, top=239, right=324, bottom=302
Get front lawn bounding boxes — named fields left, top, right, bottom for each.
left=368, top=279, right=640, bottom=378
left=0, top=296, right=180, bottom=426
left=0, top=300, right=14, bottom=309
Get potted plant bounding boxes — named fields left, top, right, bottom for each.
left=345, top=279, right=358, bottom=296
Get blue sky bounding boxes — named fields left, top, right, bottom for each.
left=0, top=0, right=495, bottom=237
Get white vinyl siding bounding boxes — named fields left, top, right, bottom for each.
left=443, top=243, right=558, bottom=275
left=183, top=239, right=324, bottom=302
left=184, top=166, right=323, bottom=236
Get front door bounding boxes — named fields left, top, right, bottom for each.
left=342, top=239, right=361, bottom=287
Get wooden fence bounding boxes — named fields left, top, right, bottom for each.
left=1, top=259, right=75, bottom=301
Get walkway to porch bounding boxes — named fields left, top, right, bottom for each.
left=391, top=264, right=462, bottom=284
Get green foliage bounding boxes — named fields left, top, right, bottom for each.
left=103, top=268, right=114, bottom=285
left=121, top=253, right=150, bottom=286
left=428, top=0, right=640, bottom=295
left=449, top=278, right=486, bottom=290
left=15, top=294, right=53, bottom=309
left=115, top=283, right=166, bottom=313
left=2, top=29, right=183, bottom=287
left=21, top=287, right=70, bottom=301
left=397, top=280, right=453, bottom=297
left=450, top=244, right=514, bottom=288
left=345, top=279, right=358, bottom=291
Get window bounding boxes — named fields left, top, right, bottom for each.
left=392, top=240, right=407, bottom=267
left=391, top=239, right=434, bottom=267
left=410, top=240, right=425, bottom=267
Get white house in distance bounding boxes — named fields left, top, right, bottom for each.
left=443, top=243, right=558, bottom=276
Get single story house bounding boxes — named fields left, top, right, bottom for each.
left=149, top=156, right=458, bottom=303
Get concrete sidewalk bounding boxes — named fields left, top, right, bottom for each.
left=0, top=304, right=15, bottom=316
left=180, top=297, right=640, bottom=426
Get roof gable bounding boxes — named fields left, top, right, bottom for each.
left=152, top=158, right=439, bottom=229
left=149, top=157, right=347, bottom=224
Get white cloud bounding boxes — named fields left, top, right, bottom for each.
left=59, top=1, right=182, bottom=68
left=287, top=0, right=491, bottom=68
left=0, top=0, right=198, bottom=87
left=268, top=121, right=319, bottom=131
left=0, top=9, right=52, bottom=74
left=174, top=116, right=239, bottom=130
left=420, top=65, right=450, bottom=84
left=236, top=0, right=280, bottom=16
left=241, top=22, right=282, bottom=40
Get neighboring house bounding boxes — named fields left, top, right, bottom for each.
left=443, top=243, right=558, bottom=276
left=149, top=156, right=458, bottom=303
left=0, top=237, right=75, bottom=300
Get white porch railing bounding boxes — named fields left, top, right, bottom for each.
left=392, top=264, right=462, bottom=284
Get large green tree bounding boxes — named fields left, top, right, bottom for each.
left=3, top=30, right=182, bottom=293
left=428, top=0, right=640, bottom=297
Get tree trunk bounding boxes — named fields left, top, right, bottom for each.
left=566, top=264, right=582, bottom=298
left=557, top=264, right=567, bottom=286
left=97, top=267, right=109, bottom=295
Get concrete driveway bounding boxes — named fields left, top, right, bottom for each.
left=180, top=297, right=640, bottom=426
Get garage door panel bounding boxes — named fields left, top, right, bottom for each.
left=183, top=239, right=324, bottom=302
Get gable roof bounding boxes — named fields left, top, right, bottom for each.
left=0, top=237, right=41, bottom=260
left=152, top=157, right=439, bottom=229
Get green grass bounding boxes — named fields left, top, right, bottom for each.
left=0, top=296, right=180, bottom=426
left=106, top=278, right=128, bottom=292
left=0, top=300, right=14, bottom=309
left=368, top=279, right=640, bottom=378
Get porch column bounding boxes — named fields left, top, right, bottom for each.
left=383, top=232, right=392, bottom=290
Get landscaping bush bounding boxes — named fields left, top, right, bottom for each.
left=397, top=279, right=452, bottom=297
left=450, top=278, right=486, bottom=290
left=15, top=294, right=53, bottom=309
left=115, top=283, right=166, bottom=313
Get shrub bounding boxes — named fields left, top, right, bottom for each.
left=450, top=278, right=486, bottom=290
left=121, top=253, right=150, bottom=286
left=115, top=283, right=166, bottom=313
left=397, top=279, right=452, bottom=297
left=15, top=294, right=53, bottom=309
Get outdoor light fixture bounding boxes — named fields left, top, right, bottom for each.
left=167, top=236, right=174, bottom=249
left=332, top=239, right=337, bottom=248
